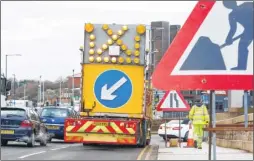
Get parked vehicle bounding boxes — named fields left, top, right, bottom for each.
left=1, top=107, right=48, bottom=147
left=40, top=106, right=78, bottom=142
left=157, top=119, right=191, bottom=142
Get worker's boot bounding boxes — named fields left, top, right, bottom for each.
left=198, top=147, right=202, bottom=149
left=194, top=140, right=197, bottom=148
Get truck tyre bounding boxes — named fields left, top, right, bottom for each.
left=146, top=139, right=151, bottom=145
left=137, top=138, right=146, bottom=148
left=83, top=143, right=97, bottom=146
left=137, top=121, right=146, bottom=148
left=146, top=124, right=151, bottom=145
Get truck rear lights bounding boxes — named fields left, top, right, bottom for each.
left=125, top=122, right=136, bottom=129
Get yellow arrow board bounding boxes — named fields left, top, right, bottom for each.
left=82, top=64, right=144, bottom=114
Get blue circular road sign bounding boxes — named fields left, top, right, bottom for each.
left=94, top=70, right=132, bottom=109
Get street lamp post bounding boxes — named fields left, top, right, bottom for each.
left=39, top=75, right=42, bottom=106
left=72, top=69, right=75, bottom=107
left=13, top=74, right=16, bottom=106
left=5, top=54, right=22, bottom=96
left=24, top=83, right=26, bottom=100
left=59, top=77, right=62, bottom=105
left=42, top=80, right=45, bottom=105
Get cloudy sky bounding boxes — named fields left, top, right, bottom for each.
left=1, top=1, right=196, bottom=81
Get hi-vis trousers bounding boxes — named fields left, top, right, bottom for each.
left=193, top=124, right=204, bottom=148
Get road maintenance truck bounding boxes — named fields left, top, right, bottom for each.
left=64, top=23, right=153, bottom=147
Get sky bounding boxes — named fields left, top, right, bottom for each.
left=1, top=1, right=196, bottom=81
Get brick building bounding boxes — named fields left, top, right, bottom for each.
left=67, top=73, right=81, bottom=89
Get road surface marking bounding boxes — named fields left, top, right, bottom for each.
left=50, top=146, right=69, bottom=151
left=145, top=146, right=152, bottom=160
left=18, top=151, right=46, bottom=159
left=137, top=146, right=150, bottom=160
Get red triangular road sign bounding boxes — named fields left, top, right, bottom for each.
left=152, top=1, right=253, bottom=90
left=156, top=90, right=190, bottom=112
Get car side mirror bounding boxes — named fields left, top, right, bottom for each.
left=6, top=81, right=11, bottom=92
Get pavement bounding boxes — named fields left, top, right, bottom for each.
left=154, top=135, right=253, bottom=160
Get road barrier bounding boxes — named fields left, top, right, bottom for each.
left=204, top=113, right=253, bottom=152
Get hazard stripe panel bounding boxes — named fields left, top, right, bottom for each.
left=64, top=119, right=139, bottom=135
left=64, top=133, right=137, bottom=145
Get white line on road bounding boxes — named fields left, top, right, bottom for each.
left=18, top=151, right=46, bottom=159
left=50, top=146, right=69, bottom=151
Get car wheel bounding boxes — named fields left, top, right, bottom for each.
left=48, top=137, right=52, bottom=142
left=40, top=135, right=47, bottom=146
left=40, top=140, right=47, bottom=146
left=184, top=131, right=189, bottom=142
left=163, top=136, right=169, bottom=141
left=1, top=140, right=8, bottom=146
left=27, top=132, right=36, bottom=147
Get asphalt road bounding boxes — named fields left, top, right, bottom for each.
left=1, top=137, right=160, bottom=160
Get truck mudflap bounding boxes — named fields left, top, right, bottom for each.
left=64, top=118, right=140, bottom=145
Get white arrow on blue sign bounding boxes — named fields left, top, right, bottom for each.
left=94, top=70, right=132, bottom=108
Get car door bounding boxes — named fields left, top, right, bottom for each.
left=181, top=119, right=190, bottom=136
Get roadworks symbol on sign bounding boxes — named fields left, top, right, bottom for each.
left=152, top=1, right=253, bottom=90
left=156, top=91, right=190, bottom=112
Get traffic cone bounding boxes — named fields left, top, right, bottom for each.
left=184, top=123, right=194, bottom=148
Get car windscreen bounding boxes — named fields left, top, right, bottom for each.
left=181, top=119, right=190, bottom=124
left=40, top=108, right=70, bottom=117
left=1, top=108, right=26, bottom=117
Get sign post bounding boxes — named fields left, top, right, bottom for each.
left=156, top=90, right=190, bottom=148
left=164, top=119, right=167, bottom=148
left=212, top=91, right=216, bottom=160
left=243, top=90, right=248, bottom=128
left=178, top=112, right=181, bottom=148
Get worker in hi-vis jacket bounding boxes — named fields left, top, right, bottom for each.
left=189, top=99, right=209, bottom=149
